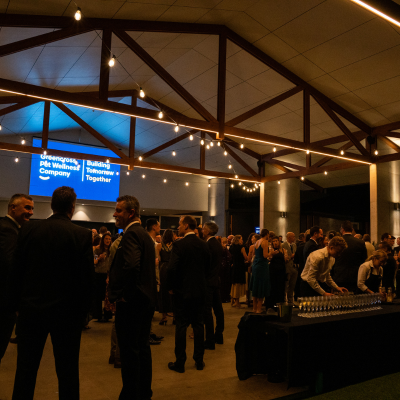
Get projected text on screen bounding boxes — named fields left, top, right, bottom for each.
left=29, top=139, right=121, bottom=202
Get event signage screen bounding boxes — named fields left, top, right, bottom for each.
left=29, top=138, right=120, bottom=202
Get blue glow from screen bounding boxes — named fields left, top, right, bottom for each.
left=29, top=138, right=120, bottom=202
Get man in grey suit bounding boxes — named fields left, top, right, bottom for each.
left=282, top=232, right=297, bottom=304
left=0, top=193, right=34, bottom=363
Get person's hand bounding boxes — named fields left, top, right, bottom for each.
left=169, top=290, right=174, bottom=295
left=98, top=253, right=106, bottom=260
left=337, top=287, right=348, bottom=293
left=323, top=292, right=334, bottom=296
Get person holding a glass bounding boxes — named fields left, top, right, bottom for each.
left=300, top=236, right=349, bottom=297
left=357, top=250, right=387, bottom=294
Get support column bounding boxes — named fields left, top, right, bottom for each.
left=260, top=173, right=300, bottom=236
left=370, top=162, right=400, bottom=244
left=205, top=178, right=228, bottom=236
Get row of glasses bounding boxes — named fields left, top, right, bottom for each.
left=297, top=293, right=382, bottom=318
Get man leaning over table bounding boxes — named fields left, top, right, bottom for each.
left=300, top=236, right=349, bottom=297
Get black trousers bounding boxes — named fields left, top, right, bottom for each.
left=173, top=295, right=205, bottom=367
left=204, top=286, right=224, bottom=344
left=294, top=265, right=304, bottom=300
left=93, top=273, right=112, bottom=320
left=115, top=301, right=154, bottom=400
left=12, top=311, right=82, bottom=400
left=0, top=306, right=16, bottom=362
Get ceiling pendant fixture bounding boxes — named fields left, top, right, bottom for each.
left=139, top=88, right=145, bottom=98
left=108, top=56, right=116, bottom=67
left=158, top=111, right=163, bottom=119
left=74, top=7, right=82, bottom=20
left=174, top=125, right=179, bottom=133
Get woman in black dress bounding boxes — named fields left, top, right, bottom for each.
left=158, top=229, right=174, bottom=325
left=266, top=236, right=288, bottom=311
left=229, top=235, right=248, bottom=308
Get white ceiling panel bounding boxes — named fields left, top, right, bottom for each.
left=253, top=33, right=299, bottom=64
left=226, top=49, right=269, bottom=81
left=282, top=55, right=325, bottom=82
left=113, top=2, right=170, bottom=20
left=157, top=6, right=210, bottom=23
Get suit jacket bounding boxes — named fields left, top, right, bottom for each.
left=282, top=241, right=296, bottom=272
left=0, top=216, right=19, bottom=304
left=294, top=241, right=306, bottom=268
left=109, top=222, right=157, bottom=306
left=167, top=233, right=211, bottom=299
left=303, top=239, right=319, bottom=264
left=207, top=236, right=223, bottom=288
left=332, top=233, right=368, bottom=284
left=7, top=214, right=93, bottom=316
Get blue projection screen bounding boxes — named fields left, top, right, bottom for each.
left=29, top=139, right=120, bottom=202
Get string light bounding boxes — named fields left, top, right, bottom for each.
left=126, top=171, right=130, bottom=175
left=217, top=142, right=220, bottom=146
left=189, top=135, right=193, bottom=141
left=43, top=150, right=47, bottom=155
left=208, top=183, right=211, bottom=187
left=340, top=150, right=344, bottom=155
left=278, top=181, right=281, bottom=184
left=231, top=184, right=234, bottom=188
left=374, top=150, right=379, bottom=155
left=108, top=56, right=116, bottom=67
left=142, top=174, right=145, bottom=178
left=206, top=144, right=210, bottom=149
left=273, top=147, right=276, bottom=152
left=0, top=124, right=2, bottom=131
left=158, top=111, right=163, bottom=119
left=239, top=182, right=242, bottom=186
left=172, top=151, right=176, bottom=156
left=235, top=175, right=238, bottom=179
left=74, top=7, right=82, bottom=20
left=185, top=182, right=189, bottom=186
left=301, top=176, right=304, bottom=181
left=240, top=143, right=244, bottom=149
left=228, top=164, right=232, bottom=169
left=139, top=88, right=145, bottom=98
left=138, top=156, right=143, bottom=161
left=306, top=150, right=310, bottom=154
left=210, top=142, right=214, bottom=147
left=201, top=140, right=204, bottom=145
left=15, top=157, right=19, bottom=163
left=21, top=138, right=25, bottom=144
left=324, top=171, right=328, bottom=175
left=242, top=186, right=246, bottom=190
left=106, top=158, right=109, bottom=163
left=174, top=125, right=179, bottom=133
left=164, top=179, right=167, bottom=183
left=224, top=151, right=227, bottom=156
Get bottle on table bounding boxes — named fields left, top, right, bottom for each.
left=387, top=287, right=393, bottom=303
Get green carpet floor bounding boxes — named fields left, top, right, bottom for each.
left=307, top=372, right=400, bottom=400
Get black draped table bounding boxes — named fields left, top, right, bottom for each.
left=235, top=302, right=400, bottom=392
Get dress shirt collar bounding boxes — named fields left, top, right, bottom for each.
left=206, top=236, right=215, bottom=242
left=311, top=238, right=318, bottom=245
left=184, top=231, right=196, bottom=237
left=124, top=220, right=140, bottom=233
left=6, top=214, right=21, bottom=229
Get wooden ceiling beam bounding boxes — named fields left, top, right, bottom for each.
left=53, top=102, right=128, bottom=160
left=113, top=29, right=217, bottom=123
left=129, top=96, right=137, bottom=170
left=0, top=23, right=93, bottom=58
left=379, top=136, right=400, bottom=153
left=223, top=142, right=259, bottom=178
left=0, top=101, right=39, bottom=117
left=266, top=159, right=306, bottom=171
left=99, top=29, right=112, bottom=101
left=225, top=86, right=302, bottom=127
left=41, top=101, right=50, bottom=150
left=312, top=141, right=355, bottom=168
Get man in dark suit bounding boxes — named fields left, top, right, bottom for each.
left=293, top=233, right=306, bottom=301
left=108, top=195, right=156, bottom=400
left=332, top=220, right=367, bottom=292
left=8, top=187, right=93, bottom=400
left=0, top=194, right=34, bottom=363
left=202, top=221, right=224, bottom=349
left=167, top=215, right=211, bottom=373
left=303, top=226, right=323, bottom=263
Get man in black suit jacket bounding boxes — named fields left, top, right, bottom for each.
left=109, top=195, right=157, bottom=400
left=202, top=221, right=224, bottom=349
left=167, top=215, right=211, bottom=373
left=303, top=226, right=323, bottom=263
left=0, top=194, right=34, bottom=363
left=8, top=187, right=93, bottom=400
left=332, top=220, right=367, bottom=292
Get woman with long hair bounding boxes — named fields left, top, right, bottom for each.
left=357, top=250, right=387, bottom=293
left=93, top=232, right=112, bottom=322
left=229, top=235, right=248, bottom=308
left=158, top=229, right=174, bottom=325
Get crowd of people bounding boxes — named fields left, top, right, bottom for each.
left=1, top=187, right=399, bottom=400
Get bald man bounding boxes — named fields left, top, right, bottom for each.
left=282, top=232, right=297, bottom=304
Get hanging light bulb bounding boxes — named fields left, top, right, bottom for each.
left=324, top=171, right=328, bottom=175
left=240, top=143, right=244, bottom=149
left=126, top=171, right=130, bottom=175
left=138, top=156, right=143, bottom=161
left=142, top=174, right=145, bottom=178
left=164, top=179, right=167, bottom=183
left=21, top=138, right=25, bottom=145
left=0, top=124, right=2, bottom=131
left=210, top=142, right=214, bottom=147
left=158, top=111, right=163, bottom=119
left=224, top=151, right=227, bottom=156
left=239, top=182, right=242, bottom=186
left=235, top=175, right=238, bottom=179
left=172, top=151, right=176, bottom=156
left=74, top=7, right=82, bottom=20
left=206, top=144, right=210, bottom=149
left=174, top=125, right=179, bottom=133
left=108, top=56, right=116, bottom=67
left=306, top=150, right=310, bottom=154
left=254, top=183, right=257, bottom=187
left=231, top=184, right=234, bottom=188
left=43, top=150, right=47, bottom=155
left=301, top=176, right=304, bottom=181
left=228, top=164, right=232, bottom=169
left=247, top=189, right=250, bottom=192
left=139, top=88, right=145, bottom=98
left=201, top=139, right=204, bottom=145
left=15, top=157, right=19, bottom=163
left=278, top=181, right=281, bottom=184
left=208, top=183, right=211, bottom=187
left=374, top=150, right=379, bottom=155
left=106, top=158, right=110, bottom=163
left=189, top=134, right=193, bottom=141
left=273, top=147, right=276, bottom=152
left=242, top=186, right=246, bottom=190
left=185, top=182, right=189, bottom=186
left=340, top=150, right=344, bottom=155
left=217, top=142, right=221, bottom=146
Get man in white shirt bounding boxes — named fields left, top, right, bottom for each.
left=300, top=236, right=348, bottom=297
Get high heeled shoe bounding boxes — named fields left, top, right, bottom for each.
left=159, top=318, right=168, bottom=325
